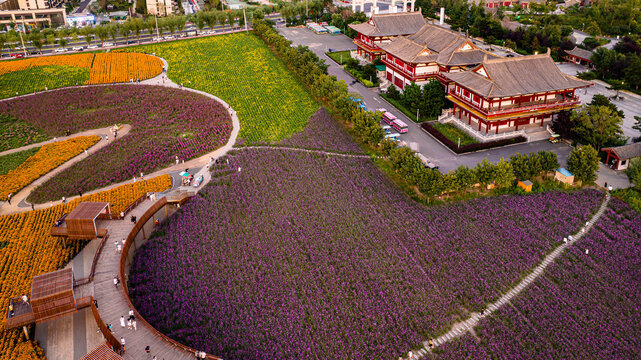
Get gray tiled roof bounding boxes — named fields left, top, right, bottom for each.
left=444, top=53, right=593, bottom=97
left=566, top=46, right=593, bottom=61
left=348, top=12, right=426, bottom=37
left=379, top=23, right=500, bottom=66
left=603, top=143, right=641, bottom=161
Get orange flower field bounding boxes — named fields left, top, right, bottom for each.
left=0, top=136, right=100, bottom=200
left=0, top=54, right=94, bottom=77
left=86, top=53, right=164, bottom=85
left=0, top=174, right=172, bottom=360
left=0, top=53, right=163, bottom=97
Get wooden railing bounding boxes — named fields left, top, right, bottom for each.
left=118, top=196, right=221, bottom=359
left=74, top=232, right=110, bottom=287
left=90, top=296, right=123, bottom=355
left=448, top=90, right=581, bottom=117
left=98, top=194, right=148, bottom=220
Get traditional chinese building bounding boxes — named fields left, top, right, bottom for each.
left=348, top=11, right=426, bottom=62
left=379, top=23, right=500, bottom=89
left=565, top=46, right=594, bottom=69
left=443, top=51, right=592, bottom=134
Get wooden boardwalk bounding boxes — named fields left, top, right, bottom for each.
left=93, top=199, right=198, bottom=360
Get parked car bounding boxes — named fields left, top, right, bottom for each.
left=164, top=35, right=174, bottom=40
left=12, top=53, right=25, bottom=58
left=54, top=48, right=67, bottom=53
left=103, top=42, right=114, bottom=47
left=152, top=37, right=162, bottom=42
left=381, top=125, right=392, bottom=134
left=385, top=133, right=400, bottom=142
left=72, top=46, right=84, bottom=51
left=88, top=45, right=99, bottom=49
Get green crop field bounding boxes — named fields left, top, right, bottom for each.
left=0, top=65, right=90, bottom=99
left=115, top=33, right=319, bottom=143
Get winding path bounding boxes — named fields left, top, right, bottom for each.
left=405, top=190, right=612, bottom=359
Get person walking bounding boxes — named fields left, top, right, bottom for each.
left=120, top=316, right=125, bottom=328
left=145, top=345, right=151, bottom=353
left=7, top=193, right=11, bottom=204
left=113, top=276, right=119, bottom=287
left=31, top=203, right=34, bottom=211
left=62, top=196, right=66, bottom=204
left=120, top=337, right=126, bottom=352
left=128, top=309, right=134, bottom=321
left=114, top=241, right=119, bottom=253
left=132, top=320, right=137, bottom=331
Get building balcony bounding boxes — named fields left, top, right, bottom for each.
left=449, top=90, right=581, bottom=118
left=353, top=38, right=383, bottom=53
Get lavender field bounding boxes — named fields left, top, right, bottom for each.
left=0, top=85, right=232, bottom=203
left=431, top=199, right=641, bottom=360
left=129, top=147, right=604, bottom=360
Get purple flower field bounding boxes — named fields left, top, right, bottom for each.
left=276, top=108, right=365, bottom=154
left=0, top=85, right=232, bottom=203
left=129, top=148, right=603, bottom=360
left=431, top=199, right=641, bottom=360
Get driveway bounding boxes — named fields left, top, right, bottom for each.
left=279, top=27, right=631, bottom=185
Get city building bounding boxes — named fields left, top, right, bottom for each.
left=348, top=11, right=426, bottom=62
left=379, top=22, right=500, bottom=89
left=0, top=7, right=66, bottom=29
left=443, top=51, right=592, bottom=135
left=146, top=0, right=173, bottom=15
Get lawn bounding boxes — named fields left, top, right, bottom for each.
left=431, top=199, right=641, bottom=360
left=326, top=50, right=352, bottom=65
left=429, top=121, right=478, bottom=146
left=0, top=85, right=232, bottom=203
left=381, top=93, right=419, bottom=122
left=0, top=65, right=90, bottom=99
left=129, top=140, right=604, bottom=359
left=113, top=32, right=319, bottom=143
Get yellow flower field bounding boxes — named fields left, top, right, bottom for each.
left=0, top=174, right=171, bottom=360
left=0, top=136, right=100, bottom=200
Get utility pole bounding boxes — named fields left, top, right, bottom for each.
left=155, top=1, right=161, bottom=40
left=243, top=7, right=248, bottom=32
left=306, top=0, right=308, bottom=18
left=416, top=108, right=419, bottom=122
left=18, top=28, right=27, bottom=57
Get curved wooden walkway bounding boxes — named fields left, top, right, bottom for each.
left=93, top=198, right=200, bottom=360
left=404, top=190, right=611, bottom=359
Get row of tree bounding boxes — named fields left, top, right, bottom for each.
left=0, top=7, right=275, bottom=52
left=253, top=19, right=598, bottom=199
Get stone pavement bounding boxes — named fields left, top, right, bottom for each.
left=403, top=190, right=611, bottom=359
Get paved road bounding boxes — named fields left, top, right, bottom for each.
left=278, top=27, right=575, bottom=173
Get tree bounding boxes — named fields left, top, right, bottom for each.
left=624, top=54, right=641, bottom=90
left=494, top=159, right=515, bottom=188
left=626, top=159, right=641, bottom=190
left=386, top=84, right=401, bottom=100
left=108, top=24, right=118, bottom=44
left=454, top=165, right=477, bottom=189
left=567, top=145, right=600, bottom=184
left=582, top=36, right=601, bottom=50
left=538, top=151, right=560, bottom=174
left=28, top=31, right=44, bottom=53
left=589, top=94, right=624, bottom=117
left=590, top=47, right=617, bottom=79
left=551, top=110, right=573, bottom=139
left=402, top=83, right=422, bottom=111
left=94, top=26, right=109, bottom=46
left=509, top=153, right=530, bottom=180
left=81, top=27, right=93, bottom=46
left=475, top=159, right=496, bottom=185
left=420, top=79, right=446, bottom=119
left=59, top=37, right=67, bottom=49
left=571, top=105, right=624, bottom=151
left=121, top=22, right=132, bottom=42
